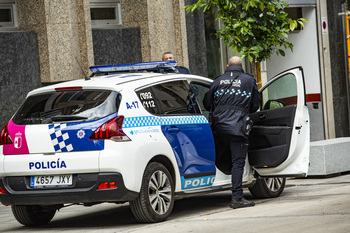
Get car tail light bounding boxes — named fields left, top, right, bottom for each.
left=0, top=187, right=6, bottom=194
left=55, top=86, right=82, bottom=91
left=97, top=182, right=117, bottom=190
left=89, top=115, right=130, bottom=142
left=0, top=123, right=13, bottom=145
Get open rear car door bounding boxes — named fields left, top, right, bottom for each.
left=248, top=67, right=310, bottom=177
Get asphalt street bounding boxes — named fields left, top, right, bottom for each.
left=0, top=174, right=349, bottom=233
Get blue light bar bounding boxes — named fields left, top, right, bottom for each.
left=89, top=60, right=178, bottom=74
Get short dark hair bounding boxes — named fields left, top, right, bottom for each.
left=162, top=52, right=174, bottom=61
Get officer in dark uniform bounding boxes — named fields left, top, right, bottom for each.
left=203, top=56, right=261, bottom=209
left=162, top=52, right=191, bottom=74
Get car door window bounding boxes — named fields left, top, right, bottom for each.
left=190, top=82, right=210, bottom=120
left=153, top=80, right=199, bottom=115
left=136, top=80, right=200, bottom=115
left=136, top=87, right=161, bottom=114
left=261, top=74, right=297, bottom=110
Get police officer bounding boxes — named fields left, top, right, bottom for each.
left=203, top=56, right=261, bottom=209
left=162, top=52, right=191, bottom=74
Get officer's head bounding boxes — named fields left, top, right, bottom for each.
left=162, top=52, right=174, bottom=61
left=227, top=56, right=242, bottom=67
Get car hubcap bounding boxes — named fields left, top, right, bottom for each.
left=264, top=177, right=284, bottom=193
left=148, top=170, right=172, bottom=214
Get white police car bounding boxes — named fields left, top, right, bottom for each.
left=0, top=61, right=309, bottom=226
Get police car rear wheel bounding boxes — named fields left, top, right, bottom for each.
left=11, top=205, right=56, bottom=226
left=130, top=162, right=174, bottom=222
left=248, top=177, right=286, bottom=198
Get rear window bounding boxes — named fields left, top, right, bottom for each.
left=13, top=90, right=121, bottom=125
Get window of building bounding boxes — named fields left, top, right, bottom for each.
left=285, top=7, right=303, bottom=31
left=90, top=0, right=122, bottom=28
left=0, top=0, right=18, bottom=30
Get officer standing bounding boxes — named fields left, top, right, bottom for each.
left=203, top=56, right=261, bottom=209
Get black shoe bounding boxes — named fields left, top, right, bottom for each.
left=230, top=198, right=255, bottom=209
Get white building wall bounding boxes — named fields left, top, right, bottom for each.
left=266, top=7, right=325, bottom=141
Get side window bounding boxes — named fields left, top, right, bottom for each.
left=261, top=73, right=297, bottom=110
left=136, top=87, right=161, bottom=114
left=137, top=81, right=199, bottom=115
left=152, top=81, right=195, bottom=115
left=190, top=82, right=210, bottom=120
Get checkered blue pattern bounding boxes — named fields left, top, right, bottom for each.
left=215, top=89, right=251, bottom=98
left=123, top=116, right=161, bottom=128
left=49, top=123, right=74, bottom=152
left=161, top=116, right=207, bottom=125
left=123, top=115, right=207, bottom=128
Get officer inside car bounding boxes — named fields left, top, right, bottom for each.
left=203, top=56, right=261, bottom=209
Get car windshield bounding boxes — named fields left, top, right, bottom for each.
left=13, top=89, right=121, bottom=125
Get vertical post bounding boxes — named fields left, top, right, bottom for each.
left=346, top=13, right=350, bottom=79
left=256, top=62, right=262, bottom=89
left=318, top=0, right=335, bottom=139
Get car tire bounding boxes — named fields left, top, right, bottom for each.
left=130, top=162, right=174, bottom=223
left=248, top=177, right=286, bottom=198
left=11, top=205, right=56, bottom=226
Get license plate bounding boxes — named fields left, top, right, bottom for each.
left=30, top=175, right=72, bottom=188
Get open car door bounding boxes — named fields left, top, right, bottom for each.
left=248, top=67, right=310, bottom=177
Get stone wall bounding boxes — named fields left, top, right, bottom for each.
left=122, top=0, right=189, bottom=67
left=16, top=0, right=94, bottom=83
left=0, top=32, right=41, bottom=128
left=185, top=0, right=208, bottom=77
left=92, top=28, right=142, bottom=65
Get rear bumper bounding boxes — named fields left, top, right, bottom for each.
left=0, top=172, right=138, bottom=206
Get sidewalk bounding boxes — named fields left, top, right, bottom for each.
left=121, top=173, right=350, bottom=233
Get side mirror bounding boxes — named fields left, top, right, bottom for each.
left=263, top=100, right=285, bottom=110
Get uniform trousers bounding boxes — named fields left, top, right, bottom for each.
left=215, top=133, right=249, bottom=200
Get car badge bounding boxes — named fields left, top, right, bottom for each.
left=14, top=132, right=22, bottom=149
left=77, top=129, right=85, bottom=139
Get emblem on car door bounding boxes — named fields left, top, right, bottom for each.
left=14, top=132, right=23, bottom=149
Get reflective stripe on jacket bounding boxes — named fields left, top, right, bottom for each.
left=203, top=65, right=261, bottom=137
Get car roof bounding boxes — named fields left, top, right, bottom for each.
left=28, top=72, right=212, bottom=97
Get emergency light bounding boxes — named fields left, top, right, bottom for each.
left=89, top=60, right=178, bottom=75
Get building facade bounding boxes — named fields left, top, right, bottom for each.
left=0, top=0, right=349, bottom=142
left=268, top=0, right=350, bottom=141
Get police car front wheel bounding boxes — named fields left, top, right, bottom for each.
left=130, top=162, right=174, bottom=222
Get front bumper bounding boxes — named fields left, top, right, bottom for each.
left=0, top=172, right=138, bottom=206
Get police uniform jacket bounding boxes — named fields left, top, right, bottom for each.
left=203, top=65, right=261, bottom=138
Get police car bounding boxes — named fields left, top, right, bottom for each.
left=0, top=60, right=310, bottom=226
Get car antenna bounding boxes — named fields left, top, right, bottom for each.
left=75, top=56, right=90, bottom=81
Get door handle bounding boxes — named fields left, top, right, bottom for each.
left=259, top=114, right=267, bottom=120
left=168, top=127, right=180, bottom=133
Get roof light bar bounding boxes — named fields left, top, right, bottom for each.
left=89, top=60, right=178, bottom=74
